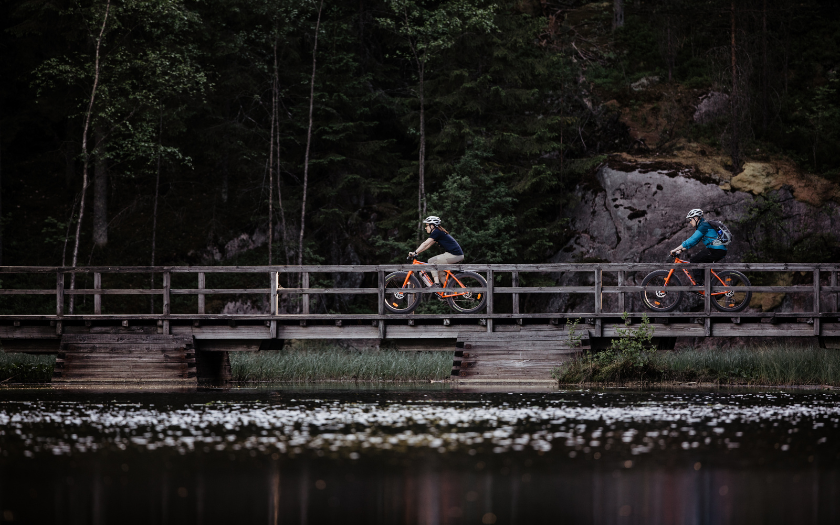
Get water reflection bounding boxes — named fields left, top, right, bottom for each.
left=1, top=388, right=839, bottom=524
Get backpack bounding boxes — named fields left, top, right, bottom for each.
left=706, top=219, right=732, bottom=246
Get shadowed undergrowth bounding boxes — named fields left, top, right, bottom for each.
left=230, top=349, right=452, bottom=382
left=554, top=345, right=840, bottom=386
left=0, top=353, right=55, bottom=383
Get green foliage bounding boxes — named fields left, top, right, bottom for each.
left=0, top=352, right=55, bottom=383
left=552, top=314, right=659, bottom=383
left=737, top=193, right=840, bottom=263
left=230, top=347, right=451, bottom=382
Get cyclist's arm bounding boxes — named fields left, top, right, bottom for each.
left=412, top=237, right=435, bottom=255
left=674, top=230, right=703, bottom=253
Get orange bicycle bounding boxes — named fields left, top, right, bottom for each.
left=640, top=254, right=751, bottom=312
left=383, top=257, right=488, bottom=314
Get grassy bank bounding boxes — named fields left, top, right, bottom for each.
left=230, top=349, right=452, bottom=382
left=554, top=344, right=840, bottom=386
left=0, top=353, right=55, bottom=383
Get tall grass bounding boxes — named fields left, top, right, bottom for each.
left=555, top=344, right=840, bottom=386
left=0, top=352, right=55, bottom=383
left=230, top=348, right=452, bottom=382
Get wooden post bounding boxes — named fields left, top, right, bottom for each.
left=56, top=272, right=64, bottom=317
left=197, top=272, right=206, bottom=314
left=378, top=270, right=385, bottom=340
left=618, top=270, right=626, bottom=314
left=832, top=270, right=838, bottom=314
left=594, top=268, right=602, bottom=315
left=486, top=269, right=494, bottom=333
left=93, top=272, right=102, bottom=315
left=512, top=270, right=519, bottom=316
left=270, top=271, right=278, bottom=315
left=300, top=272, right=309, bottom=326
left=162, top=271, right=171, bottom=335
left=704, top=268, right=711, bottom=316
left=814, top=268, right=821, bottom=336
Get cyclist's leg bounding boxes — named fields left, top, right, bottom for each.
left=689, top=248, right=727, bottom=285
left=428, top=253, right=463, bottom=284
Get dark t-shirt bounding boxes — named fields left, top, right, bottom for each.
left=430, top=228, right=463, bottom=256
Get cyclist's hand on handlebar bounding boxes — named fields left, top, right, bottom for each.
left=408, top=251, right=417, bottom=258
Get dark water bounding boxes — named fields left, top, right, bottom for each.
left=1, top=385, right=839, bottom=524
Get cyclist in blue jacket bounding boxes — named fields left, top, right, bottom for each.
left=671, top=208, right=727, bottom=286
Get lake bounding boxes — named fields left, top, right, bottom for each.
left=1, top=385, right=838, bottom=524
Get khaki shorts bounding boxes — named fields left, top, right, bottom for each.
left=428, top=252, right=464, bottom=281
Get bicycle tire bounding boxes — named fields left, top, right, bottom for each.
left=711, top=270, right=752, bottom=312
left=640, top=270, right=684, bottom=312
left=383, top=272, right=422, bottom=314
left=445, top=271, right=488, bottom=314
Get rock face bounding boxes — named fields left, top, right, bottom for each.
left=693, top=92, right=729, bottom=124
left=555, top=159, right=753, bottom=264
left=550, top=157, right=840, bottom=314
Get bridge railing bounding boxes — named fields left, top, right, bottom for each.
left=1, top=263, right=839, bottom=323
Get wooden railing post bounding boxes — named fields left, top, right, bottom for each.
left=270, top=271, right=278, bottom=315
left=378, top=270, right=385, bottom=339
left=594, top=268, right=602, bottom=315
left=197, top=272, right=206, bottom=314
left=301, top=272, right=309, bottom=326
left=162, top=272, right=171, bottom=334
left=93, top=272, right=102, bottom=315
left=832, top=270, right=838, bottom=314
left=814, top=268, right=821, bottom=336
left=618, top=270, right=626, bottom=314
left=704, top=267, right=711, bottom=315
left=486, top=269, right=494, bottom=333
left=56, top=272, right=64, bottom=317
left=512, top=271, right=520, bottom=323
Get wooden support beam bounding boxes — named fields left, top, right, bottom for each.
left=162, top=272, right=171, bottom=335
left=815, top=268, right=821, bottom=336
left=511, top=271, right=519, bottom=317
left=93, top=272, right=102, bottom=315
left=270, top=272, right=278, bottom=316
left=704, top=268, right=711, bottom=316
left=486, top=269, right=494, bottom=333
left=618, top=270, right=626, bottom=314
left=377, top=271, right=385, bottom=340
left=594, top=268, right=602, bottom=315
left=301, top=272, right=310, bottom=315
left=56, top=272, right=64, bottom=317
left=197, top=272, right=206, bottom=314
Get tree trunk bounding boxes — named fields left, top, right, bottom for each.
left=761, top=0, right=768, bottom=134
left=93, top=127, right=108, bottom=247
left=70, top=0, right=110, bottom=314
left=729, top=0, right=740, bottom=173
left=150, top=110, right=162, bottom=314
left=0, top=121, right=3, bottom=266
left=613, top=0, right=624, bottom=31
left=417, top=59, right=426, bottom=238
left=268, top=36, right=278, bottom=266
left=297, top=0, right=324, bottom=271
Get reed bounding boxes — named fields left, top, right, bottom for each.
left=230, top=348, right=452, bottom=382
left=555, top=343, right=840, bottom=386
left=0, top=352, right=55, bottom=383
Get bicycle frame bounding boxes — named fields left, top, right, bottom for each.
left=402, top=259, right=475, bottom=299
left=664, top=256, right=729, bottom=295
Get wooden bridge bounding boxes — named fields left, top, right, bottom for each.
left=1, top=263, right=839, bottom=383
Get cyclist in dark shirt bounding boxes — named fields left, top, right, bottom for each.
left=409, top=216, right=464, bottom=287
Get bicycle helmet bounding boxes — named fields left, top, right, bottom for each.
left=423, top=216, right=442, bottom=226
left=685, top=209, right=704, bottom=219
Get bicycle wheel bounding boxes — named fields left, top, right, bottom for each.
left=640, top=270, right=684, bottom=312
left=711, top=270, right=752, bottom=312
left=445, top=271, right=488, bottom=314
left=383, top=272, right=422, bottom=314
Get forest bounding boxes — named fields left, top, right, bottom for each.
left=0, top=0, right=838, bottom=277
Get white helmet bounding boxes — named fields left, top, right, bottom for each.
left=423, top=216, right=441, bottom=226
left=685, top=209, right=703, bottom=219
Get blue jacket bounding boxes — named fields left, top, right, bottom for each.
left=682, top=218, right=727, bottom=250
